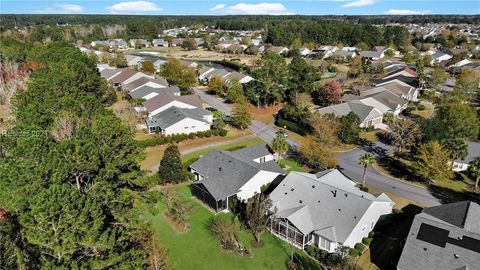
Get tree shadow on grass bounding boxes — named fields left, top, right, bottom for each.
left=369, top=204, right=423, bottom=270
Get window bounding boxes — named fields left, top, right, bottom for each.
left=319, top=237, right=331, bottom=251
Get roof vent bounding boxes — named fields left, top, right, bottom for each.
left=285, top=192, right=288, bottom=195
left=317, top=200, right=321, bottom=203
left=219, top=167, right=222, bottom=171
left=299, top=200, right=303, bottom=204
left=423, top=247, right=427, bottom=251
left=345, top=193, right=348, bottom=197
left=291, top=188, right=294, bottom=191
left=338, top=208, right=341, bottom=211
left=331, top=190, right=337, bottom=197
left=454, top=254, right=459, bottom=259
left=354, top=216, right=356, bottom=219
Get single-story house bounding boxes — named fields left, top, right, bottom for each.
left=372, top=80, right=420, bottom=102
left=129, top=39, right=149, bottom=48
left=453, top=141, right=480, bottom=172
left=360, top=51, right=384, bottom=60
left=315, top=101, right=383, bottom=128
left=344, top=91, right=407, bottom=116
left=190, top=144, right=284, bottom=212
left=430, top=51, right=453, bottom=65
left=315, top=46, right=339, bottom=59
left=146, top=106, right=212, bottom=135
left=342, top=47, right=357, bottom=52
left=269, top=169, right=394, bottom=250
left=152, top=39, right=169, bottom=47
left=106, top=68, right=139, bottom=88
left=299, top=48, right=312, bottom=56
left=334, top=50, right=357, bottom=59
left=153, top=59, right=167, bottom=72
left=397, top=201, right=480, bottom=270
left=266, top=46, right=289, bottom=55
left=113, top=39, right=128, bottom=49
left=123, top=76, right=168, bottom=92
left=130, top=86, right=180, bottom=100
left=124, top=55, right=144, bottom=67
left=144, top=93, right=203, bottom=118
left=223, top=71, right=254, bottom=85
left=171, top=38, right=184, bottom=47
left=441, top=78, right=456, bottom=92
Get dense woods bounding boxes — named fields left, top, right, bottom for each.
left=0, top=41, right=152, bottom=268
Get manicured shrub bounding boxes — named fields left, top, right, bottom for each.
left=362, top=237, right=372, bottom=246
left=219, top=129, right=228, bottom=137
left=354, top=243, right=366, bottom=253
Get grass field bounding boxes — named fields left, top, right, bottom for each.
left=141, top=184, right=320, bottom=270
left=181, top=136, right=265, bottom=166
left=279, top=158, right=308, bottom=173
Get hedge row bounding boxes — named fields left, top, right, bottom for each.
left=137, top=129, right=228, bottom=148
left=275, top=118, right=310, bottom=136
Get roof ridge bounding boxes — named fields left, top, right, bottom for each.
left=292, top=171, right=377, bottom=202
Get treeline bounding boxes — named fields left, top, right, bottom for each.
left=0, top=41, right=157, bottom=268
left=266, top=22, right=410, bottom=47
left=2, top=14, right=479, bottom=32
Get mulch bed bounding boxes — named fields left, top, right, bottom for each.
left=163, top=211, right=190, bottom=233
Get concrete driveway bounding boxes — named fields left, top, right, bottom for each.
left=194, top=87, right=441, bottom=207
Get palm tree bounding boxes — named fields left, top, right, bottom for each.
left=271, top=133, right=289, bottom=160
left=469, top=157, right=480, bottom=191
left=359, top=153, right=376, bottom=186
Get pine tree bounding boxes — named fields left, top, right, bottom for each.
left=159, top=144, right=185, bottom=184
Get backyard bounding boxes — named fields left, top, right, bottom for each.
left=140, top=184, right=321, bottom=270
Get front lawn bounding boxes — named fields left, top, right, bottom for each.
left=142, top=185, right=320, bottom=270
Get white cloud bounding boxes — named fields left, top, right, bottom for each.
left=225, top=3, right=293, bottom=15
left=341, top=0, right=374, bottom=8
left=384, top=9, right=431, bottom=15
left=209, top=4, right=226, bottom=11
left=107, top=1, right=162, bottom=14
left=60, top=4, right=84, bottom=12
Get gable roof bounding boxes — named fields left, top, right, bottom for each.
left=455, top=141, right=480, bottom=164
left=100, top=68, right=121, bottom=80
left=360, top=51, right=383, bottom=59
left=123, top=76, right=168, bottom=92
left=316, top=102, right=379, bottom=123
left=108, top=68, right=138, bottom=84
left=146, top=106, right=211, bottom=129
left=397, top=201, right=480, bottom=270
left=144, top=93, right=202, bottom=114
left=129, top=86, right=180, bottom=100
left=270, top=169, right=392, bottom=242
left=190, top=144, right=284, bottom=200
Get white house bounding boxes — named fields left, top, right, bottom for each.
left=316, top=46, right=339, bottom=59
left=124, top=55, right=144, bottom=67
left=453, top=141, right=480, bottom=172
left=146, top=106, right=212, bottom=135
left=144, top=93, right=203, bottom=118
left=299, top=48, right=312, bottom=56
left=190, top=144, right=284, bottom=212
left=269, top=169, right=394, bottom=250
left=430, top=51, right=453, bottom=65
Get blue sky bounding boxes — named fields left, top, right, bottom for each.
left=1, top=0, right=478, bottom=15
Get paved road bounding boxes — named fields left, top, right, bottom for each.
left=194, top=88, right=440, bottom=206
left=337, top=142, right=441, bottom=206
left=194, top=88, right=299, bottom=147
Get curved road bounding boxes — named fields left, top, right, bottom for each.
left=194, top=88, right=440, bottom=206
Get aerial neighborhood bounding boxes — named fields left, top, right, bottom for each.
left=1, top=11, right=480, bottom=270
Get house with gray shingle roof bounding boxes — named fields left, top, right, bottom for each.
left=146, top=106, right=212, bottom=135
left=269, top=169, right=393, bottom=250
left=360, top=51, right=384, bottom=60
left=314, top=101, right=383, bottom=128
left=397, top=201, right=480, bottom=270
left=190, top=144, right=284, bottom=212
left=453, top=141, right=480, bottom=172
left=129, top=86, right=180, bottom=100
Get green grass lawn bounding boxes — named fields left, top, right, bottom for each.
left=181, top=137, right=264, bottom=166
left=359, top=131, right=379, bottom=143
left=141, top=185, right=320, bottom=270
left=279, top=158, right=308, bottom=173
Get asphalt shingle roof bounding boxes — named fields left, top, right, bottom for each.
left=129, top=86, right=180, bottom=99
left=190, top=144, right=284, bottom=200
left=397, top=201, right=480, bottom=270
left=270, top=169, right=392, bottom=242
left=146, top=106, right=211, bottom=129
